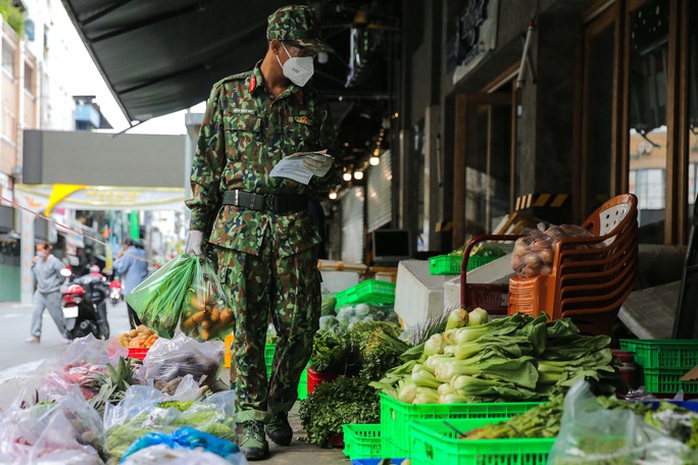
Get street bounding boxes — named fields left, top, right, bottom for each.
left=0, top=299, right=132, bottom=409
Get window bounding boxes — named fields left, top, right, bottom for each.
left=2, top=40, right=15, bottom=77
left=627, top=0, right=669, bottom=244
left=24, top=62, right=33, bottom=93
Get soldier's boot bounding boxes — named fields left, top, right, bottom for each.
left=240, top=421, right=270, bottom=461
left=266, top=411, right=293, bottom=446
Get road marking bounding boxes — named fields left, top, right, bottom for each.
left=0, top=313, right=21, bottom=318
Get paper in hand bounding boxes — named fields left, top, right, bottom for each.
left=270, top=150, right=333, bottom=185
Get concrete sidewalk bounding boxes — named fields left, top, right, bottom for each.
left=0, top=300, right=345, bottom=464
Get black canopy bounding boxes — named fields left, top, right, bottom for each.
left=61, top=0, right=399, bottom=163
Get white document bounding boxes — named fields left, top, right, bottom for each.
left=270, top=151, right=333, bottom=185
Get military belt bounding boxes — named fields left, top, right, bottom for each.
left=222, top=190, right=308, bottom=214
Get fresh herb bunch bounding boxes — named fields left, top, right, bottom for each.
left=358, top=322, right=411, bottom=381
left=310, top=330, right=362, bottom=374
left=299, top=376, right=380, bottom=447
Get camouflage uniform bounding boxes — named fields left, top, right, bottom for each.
left=186, top=59, right=339, bottom=422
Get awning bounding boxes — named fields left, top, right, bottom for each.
left=61, top=0, right=290, bottom=122
left=61, top=0, right=400, bottom=164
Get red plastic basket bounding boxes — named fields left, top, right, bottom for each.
left=127, top=347, right=149, bottom=361
left=307, top=367, right=340, bottom=395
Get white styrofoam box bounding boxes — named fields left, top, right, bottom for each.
left=320, top=270, right=360, bottom=294
left=443, top=254, right=515, bottom=311
left=394, top=260, right=448, bottom=328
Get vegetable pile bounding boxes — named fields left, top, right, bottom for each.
left=311, top=320, right=410, bottom=380
left=374, top=309, right=621, bottom=403
left=299, top=376, right=380, bottom=447
left=320, top=303, right=399, bottom=333
left=118, top=325, right=160, bottom=349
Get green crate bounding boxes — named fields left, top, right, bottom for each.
left=335, top=280, right=396, bottom=308
left=298, top=367, right=308, bottom=400
left=619, top=339, right=698, bottom=370
left=264, top=343, right=309, bottom=400
left=409, top=418, right=554, bottom=465
left=641, top=367, right=698, bottom=394
left=343, top=424, right=382, bottom=460
left=428, top=255, right=462, bottom=275
left=379, top=393, right=543, bottom=458
left=428, top=254, right=499, bottom=275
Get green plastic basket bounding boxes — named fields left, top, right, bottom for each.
left=428, top=254, right=499, bottom=275
left=264, top=342, right=309, bottom=400
left=619, top=339, right=698, bottom=370
left=342, top=424, right=382, bottom=460
left=641, top=367, right=698, bottom=394
left=409, top=418, right=555, bottom=465
left=335, top=280, right=396, bottom=308
left=379, top=393, right=543, bottom=458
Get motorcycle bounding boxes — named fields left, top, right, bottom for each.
left=109, top=283, right=123, bottom=305
left=60, top=269, right=110, bottom=340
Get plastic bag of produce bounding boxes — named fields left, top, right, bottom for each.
left=143, top=333, right=224, bottom=385
left=13, top=334, right=130, bottom=406
left=126, top=253, right=198, bottom=338
left=121, top=427, right=245, bottom=464
left=548, top=382, right=691, bottom=464
left=179, top=258, right=232, bottom=341
left=122, top=444, right=246, bottom=465
left=511, top=223, right=597, bottom=278
left=0, top=393, right=104, bottom=464
left=104, top=381, right=237, bottom=463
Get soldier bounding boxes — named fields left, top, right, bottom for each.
left=185, top=4, right=339, bottom=461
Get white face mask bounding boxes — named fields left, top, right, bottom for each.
left=276, top=43, right=314, bottom=87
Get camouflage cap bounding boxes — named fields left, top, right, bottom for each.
left=266, top=4, right=333, bottom=54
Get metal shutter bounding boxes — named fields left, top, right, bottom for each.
left=340, top=186, right=365, bottom=263
left=367, top=150, right=392, bottom=232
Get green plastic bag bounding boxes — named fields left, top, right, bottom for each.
left=179, top=259, right=232, bottom=342
left=126, top=253, right=197, bottom=338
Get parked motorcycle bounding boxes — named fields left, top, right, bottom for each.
left=60, top=269, right=110, bottom=340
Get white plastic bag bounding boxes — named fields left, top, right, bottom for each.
left=548, top=382, right=691, bottom=464
left=142, top=333, right=224, bottom=384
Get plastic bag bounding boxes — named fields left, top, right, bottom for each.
left=103, top=380, right=236, bottom=463
left=179, top=259, right=232, bottom=341
left=121, top=427, right=244, bottom=463
left=0, top=392, right=105, bottom=464
left=13, top=334, right=130, bottom=406
left=548, top=382, right=691, bottom=464
left=126, top=254, right=198, bottom=338
left=511, top=223, right=596, bottom=278
left=142, top=333, right=224, bottom=386
left=122, top=444, right=245, bottom=465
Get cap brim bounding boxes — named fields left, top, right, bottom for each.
left=296, top=38, right=335, bottom=55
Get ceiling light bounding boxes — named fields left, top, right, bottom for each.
left=317, top=52, right=328, bottom=64
left=370, top=155, right=380, bottom=166
left=353, top=170, right=364, bottom=180
left=329, top=191, right=338, bottom=200
left=342, top=171, right=352, bottom=182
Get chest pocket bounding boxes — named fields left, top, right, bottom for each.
left=285, top=111, right=321, bottom=153
left=223, top=112, right=262, bottom=160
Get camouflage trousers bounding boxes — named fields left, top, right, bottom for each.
left=216, top=232, right=321, bottom=424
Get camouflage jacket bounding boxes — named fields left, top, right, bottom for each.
left=186, top=62, right=340, bottom=257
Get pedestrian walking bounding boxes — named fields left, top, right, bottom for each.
left=26, top=241, right=68, bottom=344
left=184, top=4, right=340, bottom=460
left=113, top=238, right=148, bottom=329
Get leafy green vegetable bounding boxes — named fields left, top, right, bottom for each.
left=299, top=376, right=380, bottom=447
